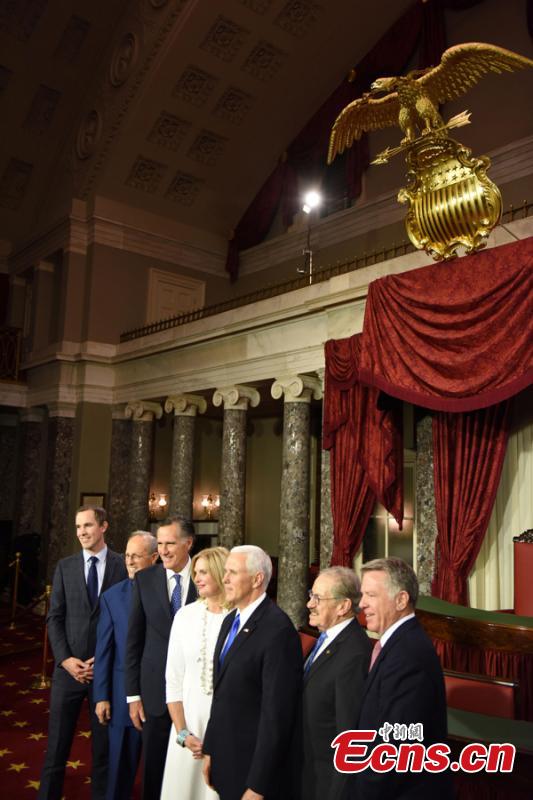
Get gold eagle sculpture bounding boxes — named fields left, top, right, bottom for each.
left=328, top=42, right=533, bottom=261
left=328, top=43, right=533, bottom=162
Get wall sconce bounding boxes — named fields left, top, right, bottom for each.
left=149, top=492, right=168, bottom=521
left=200, top=494, right=220, bottom=519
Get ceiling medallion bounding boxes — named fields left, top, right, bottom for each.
left=76, top=109, right=103, bottom=160
left=110, top=32, right=140, bottom=88
left=329, top=43, right=533, bottom=261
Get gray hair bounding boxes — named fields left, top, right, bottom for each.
left=319, top=566, right=361, bottom=612
left=361, top=557, right=419, bottom=607
left=127, top=530, right=157, bottom=554
left=231, top=545, right=272, bottom=587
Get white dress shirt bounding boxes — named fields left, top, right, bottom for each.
left=83, top=546, right=108, bottom=596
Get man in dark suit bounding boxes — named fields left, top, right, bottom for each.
left=124, top=516, right=197, bottom=800
left=299, top=566, right=371, bottom=800
left=202, top=544, right=302, bottom=800
left=351, top=557, right=452, bottom=800
left=38, top=506, right=127, bottom=800
left=93, top=531, right=158, bottom=800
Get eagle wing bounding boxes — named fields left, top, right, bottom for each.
left=419, top=42, right=533, bottom=105
left=328, top=93, right=399, bottom=164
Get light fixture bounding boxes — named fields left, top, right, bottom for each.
left=200, top=494, right=220, bottom=519
left=302, top=189, right=322, bottom=215
left=149, top=492, right=168, bottom=521
left=298, top=189, right=322, bottom=284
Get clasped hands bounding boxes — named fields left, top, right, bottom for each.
left=61, top=656, right=94, bottom=684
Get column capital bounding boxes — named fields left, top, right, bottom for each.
left=212, top=385, right=260, bottom=411
left=125, top=400, right=163, bottom=421
left=47, top=401, right=77, bottom=418
left=271, top=374, right=323, bottom=403
left=19, top=407, right=46, bottom=424
left=164, top=393, right=207, bottom=417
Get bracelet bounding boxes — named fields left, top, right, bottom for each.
left=176, top=728, right=191, bottom=748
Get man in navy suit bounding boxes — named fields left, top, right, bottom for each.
left=125, top=516, right=197, bottom=800
left=38, top=506, right=127, bottom=800
left=203, top=545, right=302, bottom=800
left=93, top=531, right=157, bottom=800
left=351, top=557, right=452, bottom=800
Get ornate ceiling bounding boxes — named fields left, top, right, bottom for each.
left=0, top=0, right=412, bottom=255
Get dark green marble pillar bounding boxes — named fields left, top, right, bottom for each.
left=165, top=394, right=207, bottom=520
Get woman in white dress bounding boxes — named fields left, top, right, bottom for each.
left=161, top=546, right=229, bottom=800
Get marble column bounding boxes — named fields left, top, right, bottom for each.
left=125, top=401, right=162, bottom=533
left=13, top=408, right=46, bottom=538
left=213, top=385, right=260, bottom=549
left=0, top=413, right=18, bottom=522
left=416, top=414, right=438, bottom=595
left=43, top=404, right=76, bottom=582
left=272, top=375, right=322, bottom=627
left=107, top=405, right=132, bottom=553
left=320, top=448, right=334, bottom=570
left=165, top=394, right=207, bottom=519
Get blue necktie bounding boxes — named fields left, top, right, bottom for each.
left=87, top=556, right=99, bottom=608
left=218, top=612, right=241, bottom=667
left=304, top=631, right=327, bottom=675
left=170, top=573, right=182, bottom=615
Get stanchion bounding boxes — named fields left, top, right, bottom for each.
left=31, top=584, right=52, bottom=690
left=8, top=551, right=21, bottom=629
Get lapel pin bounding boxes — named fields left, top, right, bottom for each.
left=243, top=628, right=250, bottom=633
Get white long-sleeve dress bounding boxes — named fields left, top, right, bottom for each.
left=161, top=600, right=226, bottom=800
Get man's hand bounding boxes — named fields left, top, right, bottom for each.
left=61, top=657, right=91, bottom=683
left=202, top=755, right=212, bottom=787
left=95, top=701, right=111, bottom=725
left=128, top=699, right=146, bottom=731
left=241, top=791, right=264, bottom=800
left=82, top=656, right=94, bottom=681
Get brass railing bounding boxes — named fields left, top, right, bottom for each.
left=0, top=326, right=22, bottom=380
left=119, top=200, right=531, bottom=344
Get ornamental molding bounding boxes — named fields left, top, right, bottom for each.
left=271, top=374, right=322, bottom=403
left=164, top=393, right=207, bottom=416
left=125, top=400, right=163, bottom=420
left=212, top=384, right=260, bottom=411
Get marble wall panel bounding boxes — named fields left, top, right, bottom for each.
left=107, top=418, right=131, bottom=553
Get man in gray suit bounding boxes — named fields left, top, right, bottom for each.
left=38, top=506, right=127, bottom=800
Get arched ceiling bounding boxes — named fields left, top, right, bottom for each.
left=0, top=0, right=413, bottom=255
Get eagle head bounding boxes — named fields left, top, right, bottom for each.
left=370, top=76, right=398, bottom=94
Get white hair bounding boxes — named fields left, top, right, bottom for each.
left=127, top=530, right=157, bottom=554
left=231, top=545, right=272, bottom=587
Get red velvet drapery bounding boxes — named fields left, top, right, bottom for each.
left=432, top=401, right=511, bottom=605
left=323, top=335, right=404, bottom=565
left=357, top=237, right=532, bottom=604
left=359, top=238, right=533, bottom=412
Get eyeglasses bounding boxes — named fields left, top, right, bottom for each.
left=125, top=554, right=145, bottom=562
left=307, top=590, right=340, bottom=605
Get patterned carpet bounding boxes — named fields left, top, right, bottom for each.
left=0, top=615, right=99, bottom=799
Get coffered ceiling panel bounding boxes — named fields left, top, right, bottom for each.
left=0, top=0, right=413, bottom=252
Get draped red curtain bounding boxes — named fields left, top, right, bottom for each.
left=359, top=238, right=533, bottom=411
left=358, top=237, right=532, bottom=603
left=323, top=335, right=403, bottom=565
left=431, top=401, right=511, bottom=605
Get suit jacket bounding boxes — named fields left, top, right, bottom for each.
left=124, top=563, right=197, bottom=717
left=93, top=578, right=133, bottom=727
left=203, top=597, right=303, bottom=800
left=300, top=619, right=372, bottom=800
left=352, top=617, right=452, bottom=800
left=47, top=549, right=127, bottom=669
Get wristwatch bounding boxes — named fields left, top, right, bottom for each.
left=176, top=728, right=191, bottom=747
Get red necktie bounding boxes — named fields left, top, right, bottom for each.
left=369, top=640, right=382, bottom=671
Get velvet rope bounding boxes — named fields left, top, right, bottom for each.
left=359, top=238, right=533, bottom=412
